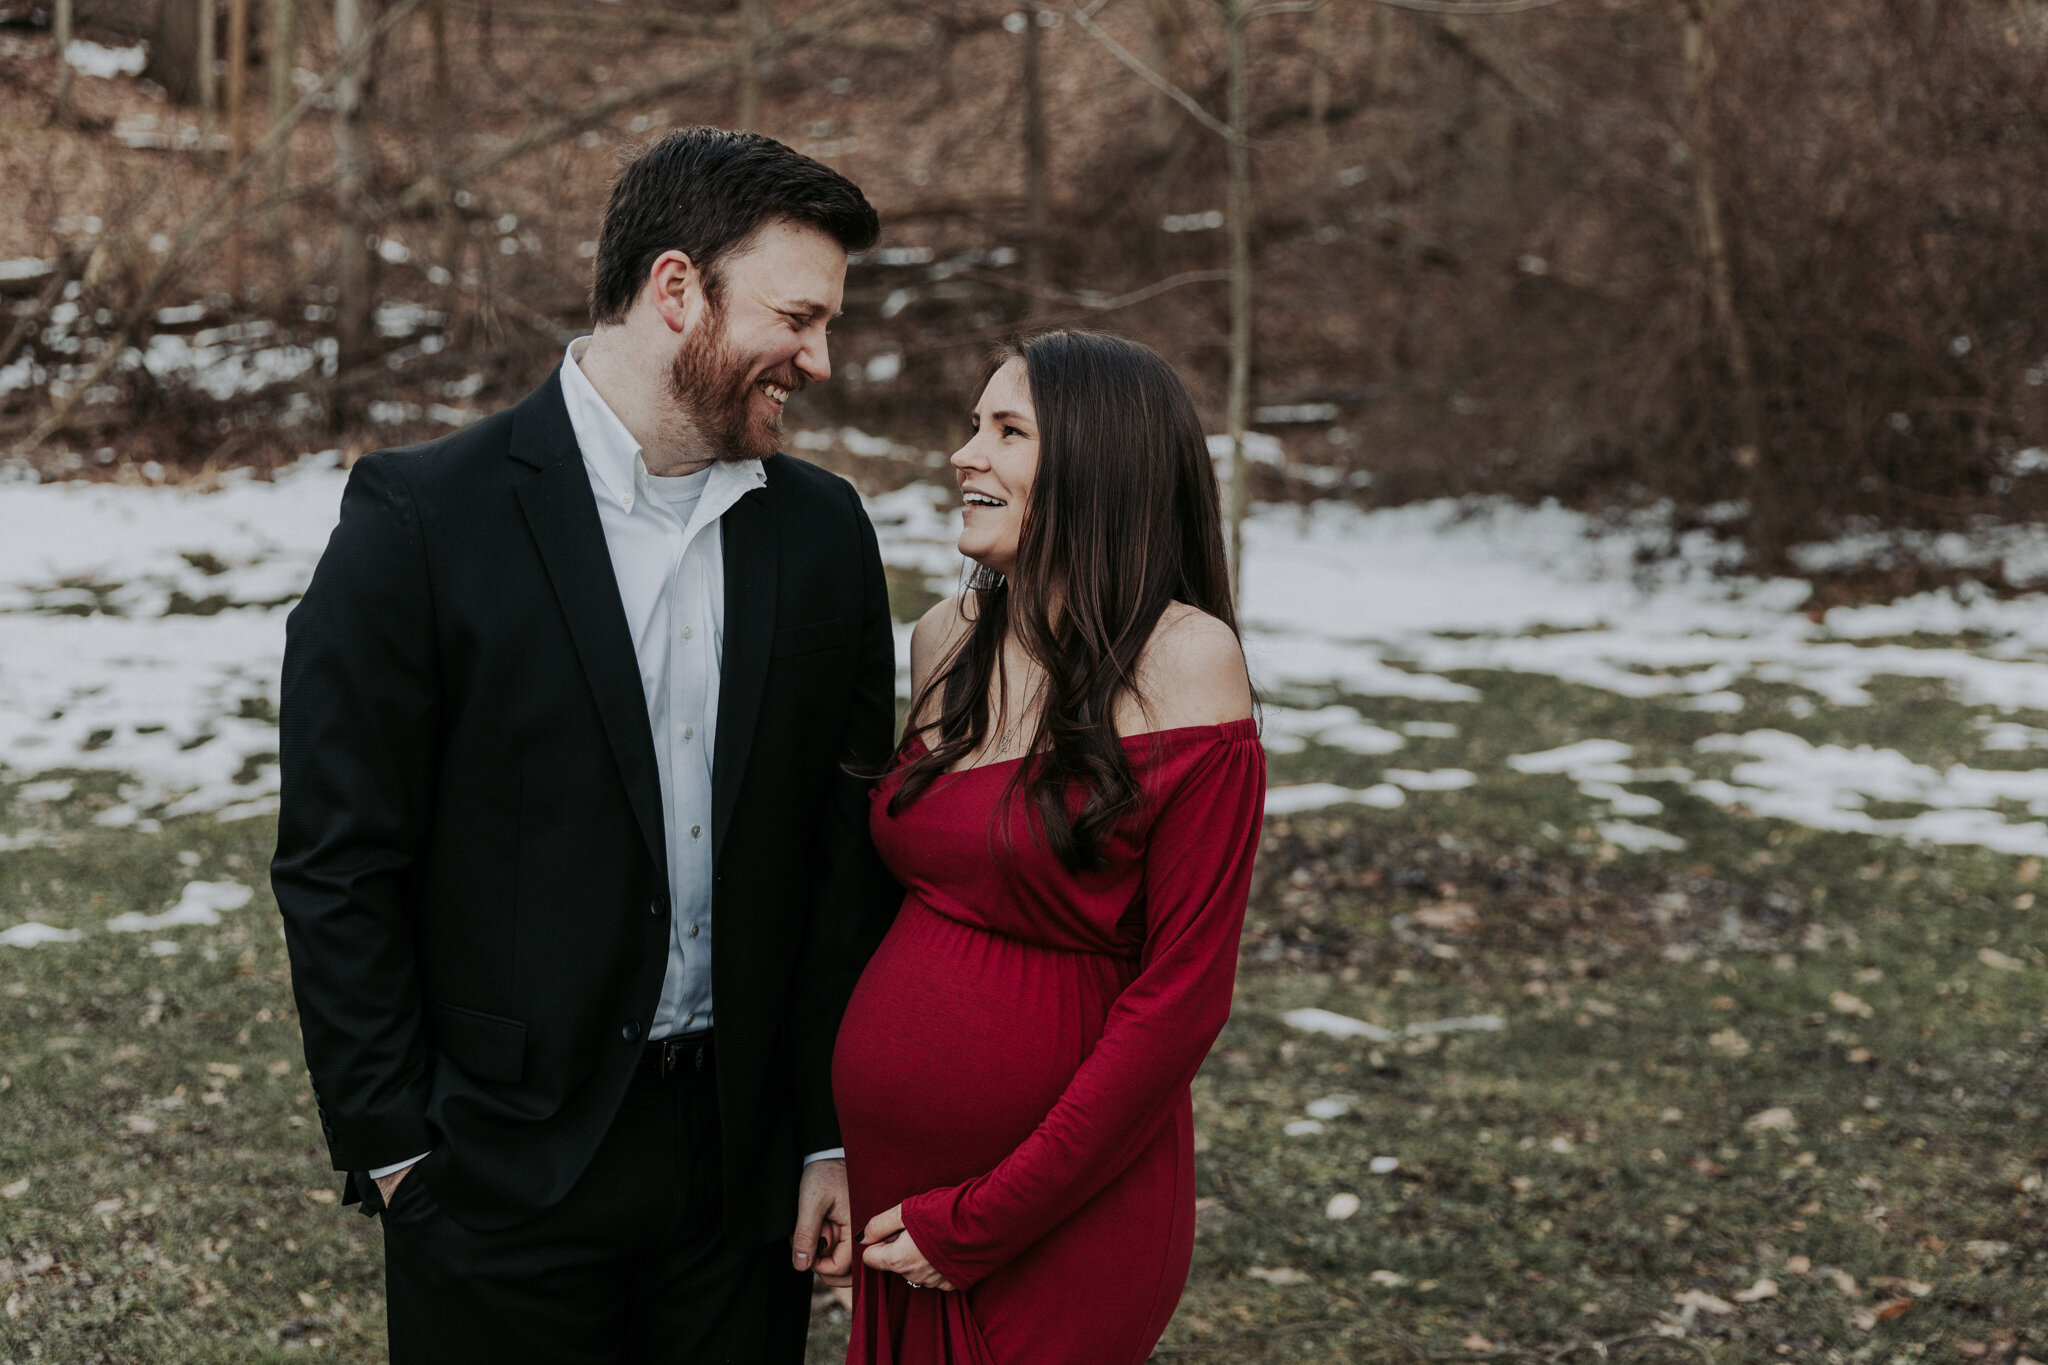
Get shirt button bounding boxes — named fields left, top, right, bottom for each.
left=621, top=1020, right=642, bottom=1042
left=682, top=625, right=694, bottom=639
left=688, top=923, right=700, bottom=938
left=683, top=726, right=693, bottom=741
left=690, top=824, right=701, bottom=839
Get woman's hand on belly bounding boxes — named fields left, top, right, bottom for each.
left=860, top=1204, right=957, bottom=1292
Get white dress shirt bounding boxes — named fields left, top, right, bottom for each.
left=561, top=335, right=765, bottom=1041
left=369, top=339, right=840, bottom=1183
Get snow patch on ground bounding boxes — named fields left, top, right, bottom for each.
left=2, top=468, right=2046, bottom=858
left=65, top=40, right=148, bottom=79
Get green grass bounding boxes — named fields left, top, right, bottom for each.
left=4, top=673, right=2046, bottom=1363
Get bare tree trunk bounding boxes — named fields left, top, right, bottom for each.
left=51, top=0, right=75, bottom=119
left=149, top=0, right=203, bottom=104
left=227, top=0, right=249, bottom=286
left=334, top=0, right=374, bottom=370
left=429, top=0, right=449, bottom=104
left=1023, top=4, right=1049, bottom=312
left=1372, top=5, right=1401, bottom=102
left=198, top=0, right=219, bottom=149
left=268, top=0, right=299, bottom=242
left=1223, top=0, right=1251, bottom=603
left=1308, top=0, right=1331, bottom=180
left=1680, top=0, right=1759, bottom=460
left=1145, top=0, right=1182, bottom=144
left=738, top=0, right=768, bottom=129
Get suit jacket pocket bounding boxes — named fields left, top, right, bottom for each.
left=429, top=999, right=527, bottom=1084
left=770, top=616, right=850, bottom=660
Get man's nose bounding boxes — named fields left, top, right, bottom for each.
left=796, top=329, right=831, bottom=385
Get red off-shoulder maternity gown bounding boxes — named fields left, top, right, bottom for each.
left=832, top=718, right=1265, bottom=1365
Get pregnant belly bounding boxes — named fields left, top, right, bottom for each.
left=833, top=898, right=1131, bottom=1215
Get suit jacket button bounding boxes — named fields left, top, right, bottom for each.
left=621, top=1020, right=641, bottom=1042
left=650, top=894, right=669, bottom=917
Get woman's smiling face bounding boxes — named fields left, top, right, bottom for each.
left=950, top=357, right=1040, bottom=579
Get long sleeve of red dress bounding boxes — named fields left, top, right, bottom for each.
left=897, top=729, right=1264, bottom=1290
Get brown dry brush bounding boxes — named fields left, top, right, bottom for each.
left=8, top=0, right=2048, bottom=571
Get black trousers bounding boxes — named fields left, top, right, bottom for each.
left=381, top=1037, right=812, bottom=1365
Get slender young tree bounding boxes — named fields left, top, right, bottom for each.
left=1308, top=0, right=1332, bottom=178
left=1679, top=0, right=1759, bottom=464
left=738, top=0, right=770, bottom=129
left=1022, top=5, right=1051, bottom=311
left=198, top=0, right=219, bottom=150
left=51, top=0, right=74, bottom=120
left=227, top=0, right=250, bottom=286
left=333, top=0, right=373, bottom=369
left=267, top=0, right=300, bottom=241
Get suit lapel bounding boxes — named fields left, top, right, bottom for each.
left=713, top=476, right=777, bottom=862
left=509, top=371, right=668, bottom=881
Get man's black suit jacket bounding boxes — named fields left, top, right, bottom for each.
left=271, top=370, right=900, bottom=1244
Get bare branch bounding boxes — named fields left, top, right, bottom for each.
left=1250, top=0, right=1563, bottom=16
left=1360, top=0, right=1565, bottom=13
left=444, top=3, right=739, bottom=38
left=1064, top=1, right=1234, bottom=141
left=903, top=269, right=1231, bottom=355
left=399, top=0, right=885, bottom=209
left=18, top=0, right=430, bottom=454
left=1244, top=0, right=1331, bottom=19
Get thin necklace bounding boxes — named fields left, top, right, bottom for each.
left=991, top=679, right=1044, bottom=757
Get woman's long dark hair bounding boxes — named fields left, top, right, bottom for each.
left=889, top=330, right=1239, bottom=873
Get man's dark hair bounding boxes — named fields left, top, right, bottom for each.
left=589, top=127, right=880, bottom=325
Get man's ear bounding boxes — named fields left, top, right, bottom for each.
left=645, top=250, right=699, bottom=336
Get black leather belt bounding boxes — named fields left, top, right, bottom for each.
left=640, top=1028, right=714, bottom=1080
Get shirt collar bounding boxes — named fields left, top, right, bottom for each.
left=559, top=338, right=769, bottom=514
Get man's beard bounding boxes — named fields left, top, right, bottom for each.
left=666, top=298, right=804, bottom=463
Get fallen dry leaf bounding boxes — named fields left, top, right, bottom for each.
left=1733, top=1278, right=1779, bottom=1302
left=1412, top=901, right=1479, bottom=933
left=205, top=1062, right=243, bottom=1079
left=1830, top=990, right=1875, bottom=1018
left=1708, top=1028, right=1752, bottom=1057
left=1673, top=1288, right=1735, bottom=1314
left=1744, top=1106, right=1796, bottom=1132
left=1875, top=1297, right=1914, bottom=1322
left=1978, top=948, right=2026, bottom=973
left=1462, top=1335, right=1495, bottom=1351
left=1786, top=1255, right=1812, bottom=1275
left=1325, top=1192, right=1360, bottom=1220
left=1368, top=1269, right=1409, bottom=1288
left=1246, top=1266, right=1311, bottom=1286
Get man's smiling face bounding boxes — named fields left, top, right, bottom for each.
left=667, top=217, right=846, bottom=462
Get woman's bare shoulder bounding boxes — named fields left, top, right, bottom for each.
left=911, top=593, right=976, bottom=666
left=1132, top=603, right=1252, bottom=731
left=908, top=593, right=977, bottom=723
